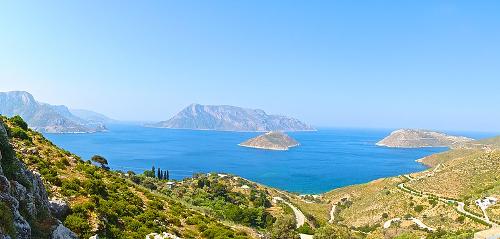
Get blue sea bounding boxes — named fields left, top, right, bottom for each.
left=44, top=124, right=493, bottom=194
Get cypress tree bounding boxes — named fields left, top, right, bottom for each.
left=152, top=166, right=155, bottom=178
left=157, top=168, right=161, bottom=179
left=166, top=170, right=170, bottom=180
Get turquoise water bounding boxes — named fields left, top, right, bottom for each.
left=45, top=125, right=456, bottom=194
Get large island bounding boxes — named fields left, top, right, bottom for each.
left=239, top=131, right=300, bottom=150
left=150, top=104, right=315, bottom=132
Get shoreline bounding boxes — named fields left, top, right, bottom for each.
left=237, top=143, right=300, bottom=151
left=143, top=125, right=318, bottom=133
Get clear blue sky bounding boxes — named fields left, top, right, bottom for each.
left=1, top=1, right=499, bottom=132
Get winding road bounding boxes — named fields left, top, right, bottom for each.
left=272, top=197, right=312, bottom=239
left=328, top=204, right=336, bottom=223
left=398, top=174, right=497, bottom=227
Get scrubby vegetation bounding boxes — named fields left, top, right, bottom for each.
left=2, top=115, right=497, bottom=239
left=2, top=116, right=252, bottom=239
left=168, top=174, right=275, bottom=229
left=0, top=201, right=16, bottom=238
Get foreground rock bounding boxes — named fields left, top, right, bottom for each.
left=0, top=119, right=77, bottom=238
left=146, top=232, right=182, bottom=239
left=150, top=104, right=314, bottom=132
left=51, top=222, right=78, bottom=239
left=49, top=198, right=70, bottom=219
left=376, top=129, right=473, bottom=148
left=239, top=132, right=299, bottom=150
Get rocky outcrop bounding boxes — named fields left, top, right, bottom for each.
left=146, top=232, right=182, bottom=239
left=0, top=120, right=78, bottom=238
left=150, top=104, right=314, bottom=132
left=239, top=131, right=300, bottom=150
left=376, top=129, right=473, bottom=148
left=51, top=222, right=78, bottom=239
left=49, top=199, right=70, bottom=219
left=0, top=91, right=107, bottom=133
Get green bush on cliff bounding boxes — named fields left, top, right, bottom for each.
left=10, top=115, right=28, bottom=130
left=0, top=201, right=16, bottom=238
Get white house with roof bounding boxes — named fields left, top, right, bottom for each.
left=476, top=197, right=498, bottom=210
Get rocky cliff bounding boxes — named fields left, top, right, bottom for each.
left=376, top=129, right=474, bottom=148
left=0, top=119, right=76, bottom=239
left=0, top=91, right=107, bottom=133
left=151, top=104, right=314, bottom=132
left=239, top=131, right=300, bottom=150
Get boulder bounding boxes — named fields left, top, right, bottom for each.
left=51, top=222, right=78, bottom=239
left=146, top=232, right=182, bottom=239
left=49, top=199, right=70, bottom=219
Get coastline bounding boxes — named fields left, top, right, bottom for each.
left=237, top=143, right=300, bottom=151
left=144, top=125, right=318, bottom=133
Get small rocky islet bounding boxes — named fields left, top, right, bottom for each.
left=239, top=131, right=300, bottom=151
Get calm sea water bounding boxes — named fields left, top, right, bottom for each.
left=44, top=124, right=490, bottom=194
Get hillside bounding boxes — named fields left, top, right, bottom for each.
left=0, top=117, right=76, bottom=238
left=1, top=115, right=334, bottom=239
left=150, top=104, right=315, bottom=132
left=2, top=114, right=498, bottom=239
left=1, top=116, right=259, bottom=238
left=319, top=140, right=500, bottom=238
left=0, top=91, right=107, bottom=133
left=376, top=129, right=473, bottom=148
left=239, top=132, right=299, bottom=150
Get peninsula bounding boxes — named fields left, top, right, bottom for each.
left=376, top=129, right=474, bottom=148
left=0, top=91, right=110, bottom=133
left=239, top=131, right=300, bottom=150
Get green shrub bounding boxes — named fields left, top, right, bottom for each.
left=314, top=224, right=351, bottom=239
left=296, top=223, right=314, bottom=234
left=10, top=127, right=30, bottom=141
left=414, top=205, right=424, bottom=213
left=64, top=214, right=92, bottom=237
left=0, top=201, right=16, bottom=238
left=10, top=115, right=28, bottom=130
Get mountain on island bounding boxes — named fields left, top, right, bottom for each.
left=0, top=91, right=109, bottom=133
left=151, top=104, right=315, bottom=132
left=376, top=129, right=474, bottom=148
left=239, top=131, right=300, bottom=150
left=70, top=108, right=117, bottom=124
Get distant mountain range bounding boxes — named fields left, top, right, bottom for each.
left=0, top=91, right=112, bottom=133
left=150, top=104, right=315, bottom=132
left=376, top=129, right=474, bottom=148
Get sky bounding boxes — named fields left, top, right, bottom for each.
left=1, top=1, right=499, bottom=132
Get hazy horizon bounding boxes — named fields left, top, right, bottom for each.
left=2, top=1, right=500, bottom=132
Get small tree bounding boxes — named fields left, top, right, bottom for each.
left=157, top=168, right=162, bottom=179
left=314, top=224, right=351, bottom=239
left=269, top=215, right=299, bottom=239
left=166, top=170, right=169, bottom=180
left=91, top=155, right=109, bottom=170
left=152, top=166, right=155, bottom=178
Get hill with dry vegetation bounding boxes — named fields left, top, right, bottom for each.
left=2, top=114, right=498, bottom=239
